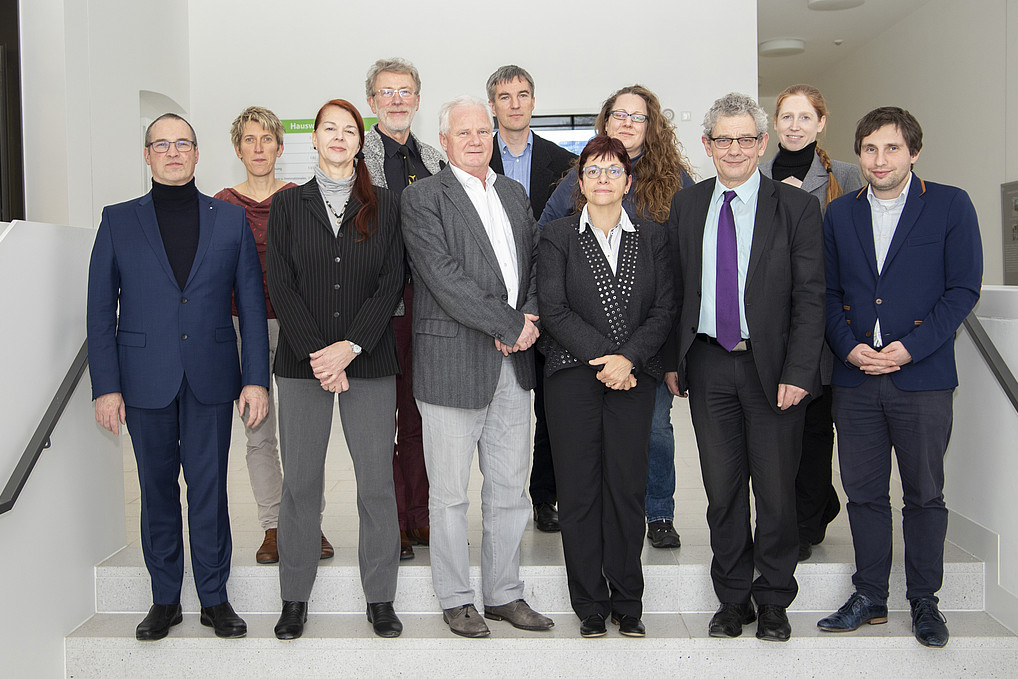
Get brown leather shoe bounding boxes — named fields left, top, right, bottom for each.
left=256, top=529, right=279, bottom=564
left=400, top=531, right=415, bottom=560
left=407, top=526, right=430, bottom=546
left=320, top=532, right=334, bottom=560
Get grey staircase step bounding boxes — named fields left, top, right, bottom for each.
left=95, top=541, right=984, bottom=615
left=66, top=611, right=1018, bottom=679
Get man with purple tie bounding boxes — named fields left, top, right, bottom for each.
left=664, top=93, right=824, bottom=642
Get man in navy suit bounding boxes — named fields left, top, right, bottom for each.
left=87, top=113, right=269, bottom=641
left=817, top=107, right=982, bottom=648
left=486, top=64, right=577, bottom=534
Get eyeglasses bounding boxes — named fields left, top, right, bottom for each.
left=610, top=110, right=649, bottom=124
left=375, top=88, right=417, bottom=100
left=709, top=135, right=761, bottom=149
left=147, top=139, right=196, bottom=153
left=582, top=165, right=626, bottom=180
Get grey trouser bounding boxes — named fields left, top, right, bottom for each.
left=275, top=375, right=399, bottom=603
left=416, top=358, right=531, bottom=610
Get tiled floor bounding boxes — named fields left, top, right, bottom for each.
left=120, top=392, right=896, bottom=565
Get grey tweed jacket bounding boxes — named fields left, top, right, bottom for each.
left=401, top=166, right=539, bottom=409
left=362, top=125, right=445, bottom=189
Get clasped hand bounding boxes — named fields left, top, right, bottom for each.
left=589, top=354, right=636, bottom=390
left=495, top=313, right=540, bottom=356
left=310, top=341, right=357, bottom=393
left=847, top=340, right=912, bottom=375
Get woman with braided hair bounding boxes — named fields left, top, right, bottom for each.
left=760, top=83, right=864, bottom=562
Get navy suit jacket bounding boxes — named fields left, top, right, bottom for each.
left=824, top=175, right=982, bottom=391
left=87, top=189, right=269, bottom=409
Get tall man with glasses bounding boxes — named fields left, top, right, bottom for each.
left=87, top=113, right=269, bottom=641
left=362, top=57, right=445, bottom=560
left=486, top=64, right=576, bottom=533
left=817, top=107, right=981, bottom=648
left=664, top=93, right=824, bottom=642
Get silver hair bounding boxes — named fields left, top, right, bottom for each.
left=364, top=57, right=422, bottom=100
left=485, top=65, right=535, bottom=102
left=145, top=113, right=197, bottom=146
left=702, top=92, right=768, bottom=138
left=438, top=95, right=491, bottom=135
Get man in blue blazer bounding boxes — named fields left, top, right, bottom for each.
left=817, top=107, right=982, bottom=648
left=87, top=114, right=269, bottom=641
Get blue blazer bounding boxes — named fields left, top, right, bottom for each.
left=87, top=190, right=269, bottom=409
left=824, top=176, right=982, bottom=391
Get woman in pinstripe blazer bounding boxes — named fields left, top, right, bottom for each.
left=266, top=99, right=404, bottom=640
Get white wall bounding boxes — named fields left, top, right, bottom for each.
left=21, top=0, right=191, bottom=230
left=186, top=0, right=758, bottom=194
left=808, top=0, right=1013, bottom=284
left=0, top=221, right=124, bottom=678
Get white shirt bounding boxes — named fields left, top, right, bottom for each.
left=698, top=171, right=761, bottom=339
left=578, top=204, right=635, bottom=274
left=867, top=172, right=912, bottom=346
left=449, top=164, right=520, bottom=308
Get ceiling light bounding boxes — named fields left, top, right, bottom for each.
left=759, top=39, right=806, bottom=57
left=807, top=0, right=865, bottom=10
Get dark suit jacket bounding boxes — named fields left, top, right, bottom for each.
left=490, top=131, right=576, bottom=220
left=87, top=190, right=269, bottom=408
left=824, top=176, right=982, bottom=391
left=401, top=166, right=539, bottom=409
left=537, top=214, right=675, bottom=379
left=665, top=172, right=825, bottom=411
left=266, top=178, right=403, bottom=380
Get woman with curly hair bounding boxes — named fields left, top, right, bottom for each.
left=539, top=85, right=693, bottom=551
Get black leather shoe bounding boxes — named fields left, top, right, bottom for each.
left=367, top=602, right=403, bottom=638
left=798, top=539, right=813, bottom=562
left=756, top=604, right=791, bottom=642
left=274, top=600, right=308, bottom=640
left=579, top=613, right=607, bottom=638
left=534, top=503, right=560, bottom=532
left=199, top=601, right=247, bottom=639
left=708, top=602, right=756, bottom=638
left=136, top=603, right=182, bottom=641
left=611, top=612, right=646, bottom=637
left=911, top=597, right=949, bottom=648
left=647, top=520, right=681, bottom=549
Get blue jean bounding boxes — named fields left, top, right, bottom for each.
left=645, top=380, right=675, bottom=522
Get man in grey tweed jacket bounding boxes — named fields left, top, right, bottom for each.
left=401, top=95, right=553, bottom=639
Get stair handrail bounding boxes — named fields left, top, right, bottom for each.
left=963, top=311, right=1018, bottom=414
left=0, top=340, right=89, bottom=514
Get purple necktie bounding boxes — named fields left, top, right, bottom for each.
left=716, top=190, right=740, bottom=351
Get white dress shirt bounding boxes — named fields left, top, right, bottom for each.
left=450, top=164, right=520, bottom=308
left=867, top=172, right=912, bottom=346
left=578, top=204, right=635, bottom=274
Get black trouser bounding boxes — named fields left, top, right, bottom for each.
left=529, top=350, right=556, bottom=505
left=545, top=366, right=655, bottom=620
left=796, top=385, right=840, bottom=544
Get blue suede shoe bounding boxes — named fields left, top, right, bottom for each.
left=911, top=597, right=949, bottom=648
left=817, top=592, right=888, bottom=632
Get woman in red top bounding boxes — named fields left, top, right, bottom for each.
left=214, top=106, right=332, bottom=565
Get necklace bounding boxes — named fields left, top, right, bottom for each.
left=322, top=195, right=349, bottom=227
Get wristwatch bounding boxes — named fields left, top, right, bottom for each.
left=348, top=340, right=362, bottom=355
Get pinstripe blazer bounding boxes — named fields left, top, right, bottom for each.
left=266, top=178, right=403, bottom=380
left=401, top=166, right=539, bottom=409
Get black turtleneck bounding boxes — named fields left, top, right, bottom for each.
left=152, top=178, right=200, bottom=290
left=771, top=141, right=817, bottom=183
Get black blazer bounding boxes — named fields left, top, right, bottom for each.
left=537, top=213, right=675, bottom=380
left=267, top=178, right=403, bottom=380
left=664, top=173, right=825, bottom=410
left=490, top=131, right=576, bottom=220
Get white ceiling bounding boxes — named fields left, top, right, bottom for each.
left=757, top=0, right=933, bottom=96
